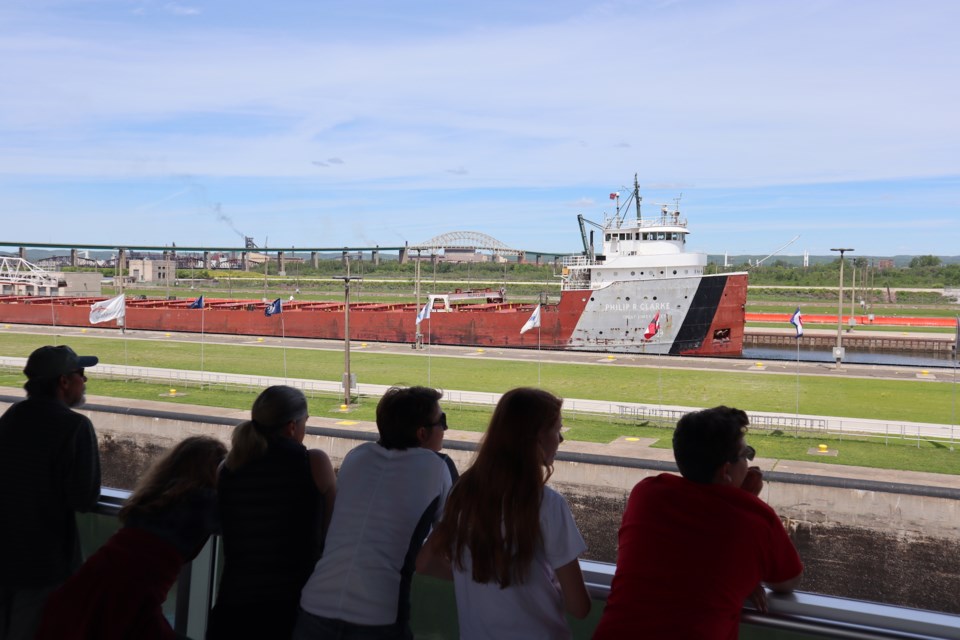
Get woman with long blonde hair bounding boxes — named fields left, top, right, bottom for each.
left=417, top=387, right=590, bottom=639
left=36, top=436, right=227, bottom=639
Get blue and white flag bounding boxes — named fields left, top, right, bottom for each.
left=415, top=302, right=431, bottom=326
left=265, top=298, right=282, bottom=317
left=520, top=304, right=542, bottom=334
left=189, top=296, right=205, bottom=309
left=790, top=307, right=803, bottom=338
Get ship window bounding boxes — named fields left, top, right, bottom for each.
left=641, top=233, right=648, bottom=240
left=606, top=234, right=611, bottom=241
left=652, top=296, right=657, bottom=300
left=657, top=232, right=665, bottom=240
left=630, top=271, right=635, bottom=276
left=626, top=297, right=630, bottom=301
left=673, top=270, right=677, bottom=275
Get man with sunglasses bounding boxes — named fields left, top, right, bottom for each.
left=0, top=345, right=101, bottom=639
left=296, top=386, right=453, bottom=640
left=595, top=406, right=803, bottom=639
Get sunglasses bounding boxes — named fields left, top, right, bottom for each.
left=740, top=445, right=756, bottom=462
left=430, top=412, right=448, bottom=431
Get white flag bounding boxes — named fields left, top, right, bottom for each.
left=90, top=294, right=126, bottom=324
left=520, top=304, right=541, bottom=334
left=415, top=302, right=431, bottom=326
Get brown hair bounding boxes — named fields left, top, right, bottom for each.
left=118, top=436, right=227, bottom=523
left=673, top=406, right=749, bottom=483
left=375, top=386, right=442, bottom=450
left=432, top=387, right=562, bottom=587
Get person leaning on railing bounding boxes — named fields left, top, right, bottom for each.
left=0, top=345, right=101, bottom=640
left=593, top=406, right=803, bottom=639
left=417, top=387, right=591, bottom=639
left=36, top=436, right=227, bottom=640
left=207, top=385, right=336, bottom=640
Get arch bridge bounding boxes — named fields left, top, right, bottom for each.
left=410, top=231, right=522, bottom=257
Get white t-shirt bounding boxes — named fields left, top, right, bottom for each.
left=451, top=486, right=587, bottom=640
left=299, top=443, right=452, bottom=626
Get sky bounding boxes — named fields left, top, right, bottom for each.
left=1, top=0, right=958, bottom=258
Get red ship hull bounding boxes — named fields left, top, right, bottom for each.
left=0, top=273, right=746, bottom=356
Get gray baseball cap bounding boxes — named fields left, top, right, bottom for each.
left=23, top=345, right=99, bottom=379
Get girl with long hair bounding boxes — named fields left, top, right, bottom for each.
left=36, top=436, right=228, bottom=640
left=208, top=385, right=336, bottom=640
left=417, top=387, right=591, bottom=639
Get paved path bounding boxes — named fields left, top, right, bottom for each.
left=1, top=354, right=956, bottom=443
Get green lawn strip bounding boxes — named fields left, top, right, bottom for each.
left=0, top=333, right=956, bottom=426
left=747, top=302, right=960, bottom=318
left=746, top=322, right=957, bottom=334
left=647, top=430, right=959, bottom=476
left=2, top=371, right=954, bottom=475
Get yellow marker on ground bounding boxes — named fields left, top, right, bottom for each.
left=625, top=437, right=640, bottom=442
left=257, top=337, right=264, bottom=342
left=818, top=444, right=828, bottom=452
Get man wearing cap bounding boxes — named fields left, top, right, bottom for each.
left=594, top=406, right=803, bottom=639
left=0, top=345, right=102, bottom=640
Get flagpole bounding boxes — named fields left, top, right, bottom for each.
left=537, top=322, right=541, bottom=386
left=50, top=297, right=57, bottom=345
left=427, top=314, right=432, bottom=386
left=952, top=317, right=958, bottom=445
left=200, top=305, right=205, bottom=385
left=795, top=339, right=801, bottom=426
left=281, top=315, right=287, bottom=382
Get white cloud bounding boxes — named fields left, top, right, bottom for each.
left=164, top=3, right=200, bottom=16
left=0, top=1, right=957, bottom=253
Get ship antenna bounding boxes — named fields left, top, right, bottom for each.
left=634, top=173, right=642, bottom=222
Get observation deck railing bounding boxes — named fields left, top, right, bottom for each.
left=77, top=488, right=960, bottom=639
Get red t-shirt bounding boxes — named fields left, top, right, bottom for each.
left=594, top=473, right=802, bottom=639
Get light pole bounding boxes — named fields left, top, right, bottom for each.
left=830, top=248, right=854, bottom=368
left=334, top=256, right=363, bottom=406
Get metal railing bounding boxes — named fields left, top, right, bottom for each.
left=78, top=492, right=960, bottom=639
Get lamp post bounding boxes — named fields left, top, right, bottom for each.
left=333, top=256, right=363, bottom=406
left=830, top=248, right=854, bottom=368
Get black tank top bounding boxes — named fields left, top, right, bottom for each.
left=216, top=436, right=323, bottom=605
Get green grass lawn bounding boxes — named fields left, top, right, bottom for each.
left=746, top=322, right=957, bottom=334
left=1, top=371, right=955, bottom=475
left=0, top=332, right=956, bottom=426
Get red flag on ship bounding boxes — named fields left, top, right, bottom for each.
left=609, top=192, right=619, bottom=200
left=643, top=311, right=660, bottom=341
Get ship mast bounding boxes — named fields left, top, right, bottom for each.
left=633, top=173, right=642, bottom=223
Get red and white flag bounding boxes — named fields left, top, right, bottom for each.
left=609, top=192, right=619, bottom=200
left=643, top=311, right=660, bottom=341
left=89, top=294, right=126, bottom=324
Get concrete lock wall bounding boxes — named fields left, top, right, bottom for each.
left=3, top=398, right=959, bottom=614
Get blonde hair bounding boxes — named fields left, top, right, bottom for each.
left=433, top=387, right=562, bottom=586
left=226, top=386, right=308, bottom=470
left=119, top=436, right=226, bottom=523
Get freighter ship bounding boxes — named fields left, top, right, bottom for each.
left=0, top=180, right=747, bottom=356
